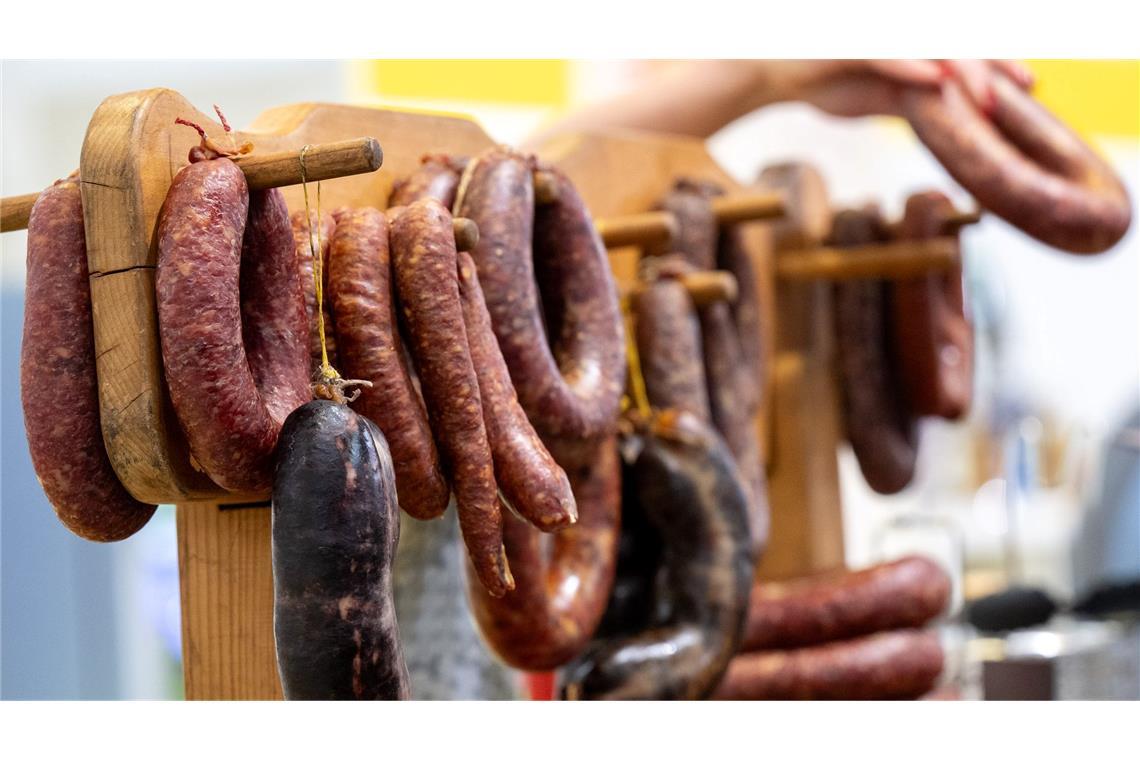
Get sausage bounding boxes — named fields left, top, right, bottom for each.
left=390, top=198, right=512, bottom=598
left=891, top=191, right=974, bottom=421
left=454, top=149, right=625, bottom=440
left=156, top=151, right=309, bottom=493
left=327, top=207, right=450, bottom=521
left=272, top=400, right=409, bottom=699
left=713, top=628, right=944, bottom=700
left=291, top=209, right=338, bottom=372
left=20, top=177, right=157, bottom=541
left=388, top=154, right=467, bottom=208
left=557, top=411, right=754, bottom=699
left=903, top=72, right=1131, bottom=254
left=457, top=251, right=577, bottom=531
left=466, top=434, right=621, bottom=670
left=653, top=180, right=718, bottom=269
left=830, top=208, right=917, bottom=495
left=633, top=272, right=712, bottom=424
left=741, top=556, right=951, bottom=651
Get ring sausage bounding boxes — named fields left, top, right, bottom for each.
left=389, top=154, right=467, bottom=208
left=21, top=177, right=157, bottom=540
left=903, top=72, right=1131, bottom=254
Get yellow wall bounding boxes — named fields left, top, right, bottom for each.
left=1026, top=60, right=1139, bottom=139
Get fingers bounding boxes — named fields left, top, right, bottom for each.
left=945, top=59, right=997, bottom=114
left=994, top=59, right=1035, bottom=90
left=866, top=59, right=946, bottom=87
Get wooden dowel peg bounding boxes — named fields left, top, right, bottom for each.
left=0, top=137, right=383, bottom=234
left=1, top=192, right=39, bottom=233
left=453, top=217, right=479, bottom=252
left=710, top=191, right=786, bottom=226
left=776, top=238, right=960, bottom=281
left=597, top=211, right=677, bottom=249
left=623, top=269, right=738, bottom=306
left=944, top=208, right=983, bottom=233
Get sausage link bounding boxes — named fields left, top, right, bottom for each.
left=467, top=434, right=621, bottom=670
left=21, top=178, right=157, bottom=540
left=327, top=208, right=449, bottom=521
left=633, top=274, right=712, bottom=424
left=455, top=149, right=625, bottom=440
left=831, top=208, right=917, bottom=495
left=713, top=629, right=943, bottom=700
left=891, top=191, right=973, bottom=421
left=457, top=251, right=577, bottom=531
left=741, top=556, right=951, bottom=651
left=157, top=157, right=308, bottom=493
left=391, top=199, right=512, bottom=597
left=904, top=73, right=1131, bottom=254
left=388, top=154, right=467, bottom=208
left=291, top=209, right=338, bottom=372
left=272, top=400, right=409, bottom=699
left=558, top=411, right=754, bottom=699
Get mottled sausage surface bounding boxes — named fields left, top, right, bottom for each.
left=328, top=207, right=449, bottom=521
left=391, top=199, right=512, bottom=597
left=653, top=181, right=718, bottom=269
left=891, top=191, right=974, bottom=421
left=558, top=411, right=754, bottom=700
left=272, top=400, right=409, bottom=700
left=713, top=628, right=943, bottom=700
left=455, top=149, right=625, bottom=440
left=457, top=250, right=577, bottom=531
left=21, top=178, right=157, bottom=541
left=634, top=274, right=712, bottom=424
left=904, top=73, right=1131, bottom=254
left=389, top=154, right=467, bottom=208
left=291, top=209, right=338, bottom=372
left=831, top=208, right=917, bottom=495
left=741, top=556, right=951, bottom=651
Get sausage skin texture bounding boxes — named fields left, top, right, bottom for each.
left=328, top=208, right=450, bottom=521
left=891, top=191, right=974, bottom=421
left=455, top=149, right=625, bottom=440
left=904, top=73, right=1131, bottom=254
left=391, top=199, right=512, bottom=597
left=291, top=209, right=338, bottom=372
left=21, top=178, right=157, bottom=541
left=156, top=157, right=309, bottom=493
left=389, top=154, right=466, bottom=208
left=558, top=411, right=754, bottom=700
left=456, top=251, right=577, bottom=531
left=634, top=275, right=712, bottom=424
left=272, top=400, right=409, bottom=700
left=713, top=628, right=943, bottom=700
left=831, top=208, right=918, bottom=495
left=466, top=435, right=621, bottom=671
left=741, top=556, right=951, bottom=651
left=652, top=181, right=719, bottom=269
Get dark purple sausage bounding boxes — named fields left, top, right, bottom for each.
left=327, top=208, right=450, bottom=521
left=388, top=154, right=467, bottom=208
left=634, top=274, right=712, bottom=424
left=391, top=199, right=512, bottom=598
left=904, top=72, right=1131, bottom=254
left=741, top=556, right=951, bottom=651
left=291, top=209, right=338, bottom=373
left=21, top=178, right=156, bottom=541
left=272, top=400, right=409, bottom=700
left=713, top=628, right=944, bottom=700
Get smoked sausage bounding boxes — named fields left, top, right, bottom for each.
left=21, top=177, right=157, bottom=540
left=891, top=191, right=974, bottom=421
left=389, top=154, right=466, bottom=208
left=903, top=72, right=1131, bottom=254
left=741, top=556, right=951, bottom=651
left=327, top=207, right=450, bottom=521
left=291, top=209, right=338, bottom=372
left=272, top=400, right=409, bottom=700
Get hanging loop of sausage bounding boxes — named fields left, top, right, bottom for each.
left=903, top=72, right=1131, bottom=254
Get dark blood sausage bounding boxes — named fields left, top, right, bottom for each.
left=653, top=181, right=718, bottom=270
left=291, top=209, right=338, bottom=372
left=272, top=400, right=409, bottom=700
left=391, top=199, right=512, bottom=598
left=903, top=73, right=1131, bottom=254
left=713, top=629, right=944, bottom=700
left=454, top=149, right=625, bottom=440
left=456, top=251, right=577, bottom=531
left=20, top=178, right=157, bottom=541
left=741, top=556, right=951, bottom=651
left=388, top=154, right=467, bottom=208
left=831, top=208, right=917, bottom=495
left=558, top=411, right=754, bottom=700
left=891, top=191, right=974, bottom=421
left=327, top=208, right=449, bottom=521
left=633, top=274, right=712, bottom=423
left=156, top=156, right=309, bottom=493
left=466, top=435, right=621, bottom=670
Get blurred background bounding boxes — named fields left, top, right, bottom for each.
left=2, top=59, right=1137, bottom=699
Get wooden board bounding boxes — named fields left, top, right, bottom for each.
left=535, top=128, right=776, bottom=467
left=80, top=88, right=494, bottom=506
